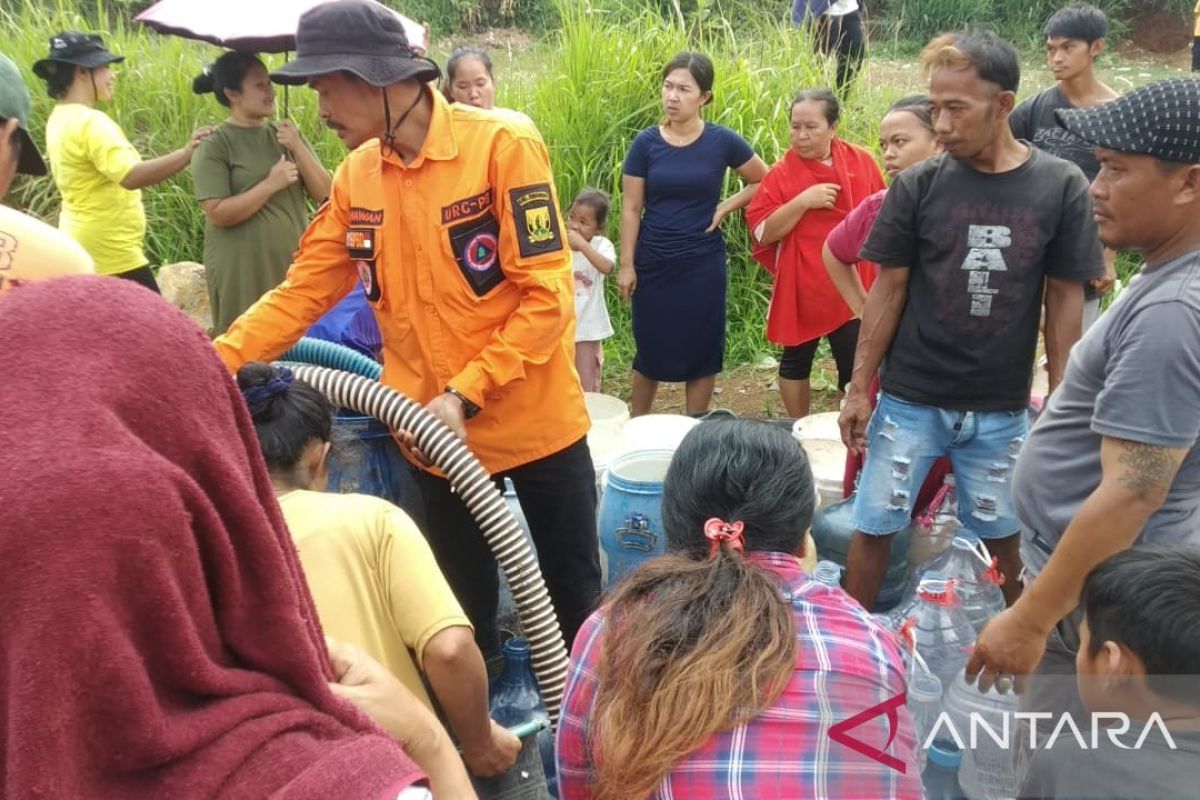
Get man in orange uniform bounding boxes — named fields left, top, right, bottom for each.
left=213, top=0, right=600, bottom=657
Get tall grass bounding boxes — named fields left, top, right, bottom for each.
left=869, top=0, right=1134, bottom=49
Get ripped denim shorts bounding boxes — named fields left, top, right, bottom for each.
left=849, top=392, right=1027, bottom=539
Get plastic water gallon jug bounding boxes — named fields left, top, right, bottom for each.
left=482, top=638, right=551, bottom=800
left=923, top=739, right=967, bottom=800
left=908, top=475, right=961, bottom=572
left=908, top=666, right=945, bottom=775
left=597, top=448, right=673, bottom=587
left=810, top=493, right=913, bottom=612
left=897, top=532, right=1006, bottom=635
left=942, top=675, right=1019, bottom=800
left=325, top=414, right=419, bottom=508
left=901, top=573, right=976, bottom=694
left=813, top=560, right=843, bottom=588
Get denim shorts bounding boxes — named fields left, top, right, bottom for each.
left=850, top=392, right=1028, bottom=538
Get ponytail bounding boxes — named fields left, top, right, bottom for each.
left=192, top=50, right=264, bottom=108
left=590, top=545, right=795, bottom=800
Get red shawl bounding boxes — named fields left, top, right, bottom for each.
left=746, top=138, right=885, bottom=346
left=0, top=277, right=423, bottom=799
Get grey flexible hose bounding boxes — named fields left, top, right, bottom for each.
left=288, top=365, right=569, bottom=722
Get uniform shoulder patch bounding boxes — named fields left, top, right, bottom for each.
left=508, top=183, right=564, bottom=259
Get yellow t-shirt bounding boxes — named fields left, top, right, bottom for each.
left=0, top=206, right=94, bottom=293
left=44, top=103, right=146, bottom=275
left=278, top=489, right=472, bottom=710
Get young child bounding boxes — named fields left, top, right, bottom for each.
left=1019, top=544, right=1200, bottom=799
left=567, top=188, right=616, bottom=392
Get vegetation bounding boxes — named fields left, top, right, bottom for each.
left=2, top=0, right=1191, bottom=389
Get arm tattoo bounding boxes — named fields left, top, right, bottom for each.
left=1117, top=440, right=1178, bottom=499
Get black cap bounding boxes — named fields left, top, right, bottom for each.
left=33, top=32, right=124, bottom=80
left=270, top=0, right=440, bottom=88
left=1056, top=78, right=1200, bottom=165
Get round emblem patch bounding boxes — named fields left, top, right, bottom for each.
left=356, top=260, right=373, bottom=294
left=464, top=232, right=498, bottom=272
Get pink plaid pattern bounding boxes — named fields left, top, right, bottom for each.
left=556, top=552, right=923, bottom=799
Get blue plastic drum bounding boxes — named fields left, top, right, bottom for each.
left=597, top=448, right=675, bottom=587
left=325, top=413, right=421, bottom=511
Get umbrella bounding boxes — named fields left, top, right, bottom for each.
left=135, top=0, right=427, bottom=54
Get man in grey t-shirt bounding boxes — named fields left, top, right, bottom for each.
left=966, top=78, right=1200, bottom=698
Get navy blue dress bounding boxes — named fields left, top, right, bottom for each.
left=624, top=124, right=755, bottom=381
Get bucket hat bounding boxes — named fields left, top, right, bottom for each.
left=1056, top=78, right=1200, bottom=165
left=33, top=32, right=124, bottom=81
left=271, top=0, right=440, bottom=87
left=0, top=54, right=47, bottom=176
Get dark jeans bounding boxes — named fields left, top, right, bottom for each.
left=816, top=10, right=866, bottom=90
left=115, top=264, right=160, bottom=294
left=404, top=437, right=601, bottom=658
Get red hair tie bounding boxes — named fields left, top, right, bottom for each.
left=704, top=518, right=745, bottom=558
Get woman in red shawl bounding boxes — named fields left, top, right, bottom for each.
left=746, top=88, right=885, bottom=417
left=0, top=276, right=472, bottom=799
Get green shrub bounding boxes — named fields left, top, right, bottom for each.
left=869, top=0, right=1133, bottom=50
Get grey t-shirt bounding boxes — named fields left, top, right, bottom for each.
left=1019, top=726, right=1200, bottom=799
left=1015, top=250, right=1200, bottom=574
left=860, top=149, right=1103, bottom=412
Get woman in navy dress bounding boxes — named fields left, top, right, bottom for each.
left=619, top=52, right=767, bottom=416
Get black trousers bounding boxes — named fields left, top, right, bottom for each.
left=114, top=264, right=161, bottom=294
left=404, top=436, right=601, bottom=657
left=780, top=317, right=861, bottom=390
left=815, top=10, right=866, bottom=90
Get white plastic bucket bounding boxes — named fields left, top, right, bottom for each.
left=584, top=392, right=629, bottom=430
left=609, top=414, right=699, bottom=466
left=792, top=411, right=842, bottom=442
left=792, top=422, right=849, bottom=510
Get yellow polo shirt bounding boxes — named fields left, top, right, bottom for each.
left=44, top=103, right=146, bottom=275
left=215, top=90, right=589, bottom=474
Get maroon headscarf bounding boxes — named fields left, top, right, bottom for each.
left=0, top=277, right=423, bottom=799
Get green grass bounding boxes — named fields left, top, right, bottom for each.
left=3, top=0, right=1188, bottom=380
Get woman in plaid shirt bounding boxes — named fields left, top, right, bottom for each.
left=557, top=420, right=922, bottom=799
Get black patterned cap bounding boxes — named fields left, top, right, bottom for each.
left=1056, top=78, right=1200, bottom=165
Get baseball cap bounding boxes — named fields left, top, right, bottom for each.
left=0, top=54, right=48, bottom=176
left=270, top=0, right=440, bottom=87
left=32, top=32, right=124, bottom=81
left=1056, top=78, right=1200, bottom=165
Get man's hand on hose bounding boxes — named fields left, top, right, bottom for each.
left=426, top=392, right=469, bottom=441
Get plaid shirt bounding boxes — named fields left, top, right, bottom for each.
left=556, top=552, right=922, bottom=799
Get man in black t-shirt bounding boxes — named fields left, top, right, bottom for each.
left=838, top=30, right=1104, bottom=611
left=1010, top=2, right=1120, bottom=329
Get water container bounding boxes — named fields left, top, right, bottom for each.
left=810, top=493, right=913, bottom=611
left=609, top=414, right=698, bottom=464
left=597, top=449, right=673, bottom=587
left=907, top=475, right=961, bottom=572
left=481, top=638, right=551, bottom=800
left=902, top=573, right=976, bottom=694
left=791, top=415, right=848, bottom=508
left=813, top=560, right=843, bottom=588
left=942, top=675, right=1019, bottom=800
left=584, top=393, right=629, bottom=489
left=896, top=532, right=1006, bottom=635
left=326, top=414, right=421, bottom=509
left=923, top=739, right=967, bottom=800
left=907, top=667, right=944, bottom=776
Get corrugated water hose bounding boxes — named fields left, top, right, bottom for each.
left=283, top=337, right=383, bottom=380
left=286, top=363, right=570, bottom=722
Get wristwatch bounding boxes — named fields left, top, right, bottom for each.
left=444, top=387, right=481, bottom=419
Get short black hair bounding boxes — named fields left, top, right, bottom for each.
left=662, top=419, right=815, bottom=560
left=193, top=51, right=265, bottom=108
left=791, top=88, right=840, bottom=125
left=1045, top=3, right=1109, bottom=44
left=571, top=187, right=610, bottom=227
left=1081, top=544, right=1200, bottom=704
left=237, top=362, right=333, bottom=482
left=662, top=51, right=715, bottom=105
left=921, top=29, right=1021, bottom=94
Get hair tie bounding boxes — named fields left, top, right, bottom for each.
left=241, top=367, right=294, bottom=410
left=703, top=517, right=745, bottom=558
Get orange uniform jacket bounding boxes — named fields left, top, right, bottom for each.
left=214, top=91, right=589, bottom=474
